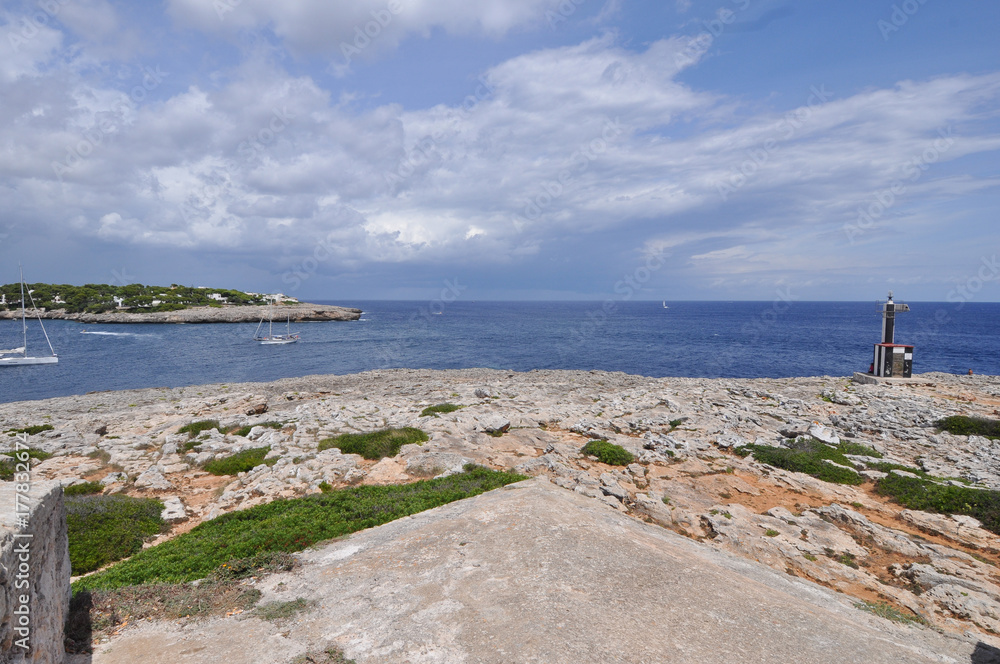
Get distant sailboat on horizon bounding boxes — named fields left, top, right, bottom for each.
left=662, top=301, right=669, bottom=309
left=253, top=300, right=299, bottom=345
left=0, top=265, right=58, bottom=366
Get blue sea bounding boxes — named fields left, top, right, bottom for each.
left=2, top=300, right=999, bottom=403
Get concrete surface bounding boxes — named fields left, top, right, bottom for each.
left=92, top=478, right=993, bottom=664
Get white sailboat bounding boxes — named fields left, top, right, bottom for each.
left=253, top=300, right=299, bottom=345
left=662, top=301, right=669, bottom=309
left=0, top=266, right=58, bottom=366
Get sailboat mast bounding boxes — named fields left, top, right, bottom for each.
left=19, top=265, right=26, bottom=355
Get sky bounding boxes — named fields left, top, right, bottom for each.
left=0, top=0, right=998, bottom=302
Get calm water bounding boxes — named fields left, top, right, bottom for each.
left=2, top=300, right=998, bottom=403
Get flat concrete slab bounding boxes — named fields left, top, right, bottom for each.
left=94, top=479, right=989, bottom=664
left=852, top=371, right=935, bottom=386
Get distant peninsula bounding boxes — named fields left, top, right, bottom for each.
left=0, top=282, right=361, bottom=323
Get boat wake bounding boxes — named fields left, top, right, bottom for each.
left=81, top=330, right=155, bottom=337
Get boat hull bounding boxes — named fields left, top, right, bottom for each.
left=0, top=356, right=58, bottom=366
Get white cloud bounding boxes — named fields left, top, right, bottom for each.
left=166, top=0, right=557, bottom=59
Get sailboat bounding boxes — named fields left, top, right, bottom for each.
left=662, top=301, right=669, bottom=309
left=0, top=266, right=58, bottom=365
left=253, top=300, right=299, bottom=345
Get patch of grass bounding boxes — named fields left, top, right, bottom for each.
left=65, top=579, right=262, bottom=653
left=867, top=461, right=929, bottom=477
left=854, top=600, right=926, bottom=625
left=318, top=481, right=333, bottom=493
left=211, top=551, right=299, bottom=581
left=73, top=467, right=527, bottom=591
left=419, top=403, right=464, bottom=417
left=202, top=447, right=276, bottom=476
left=66, top=494, right=166, bottom=575
left=64, top=481, right=104, bottom=496
left=0, top=447, right=55, bottom=480
left=580, top=440, right=634, bottom=466
left=803, top=553, right=818, bottom=562
left=318, top=427, right=428, bottom=460
left=230, top=421, right=284, bottom=438
left=661, top=496, right=670, bottom=505
left=850, top=501, right=864, bottom=510
left=291, top=647, right=357, bottom=664
left=177, top=420, right=222, bottom=439
left=876, top=472, right=1000, bottom=535
left=255, top=597, right=311, bottom=622
left=937, top=415, right=1000, bottom=440
left=87, top=449, right=112, bottom=464
left=5, top=424, right=54, bottom=436
left=837, top=441, right=883, bottom=458
left=764, top=529, right=780, bottom=537
left=734, top=437, right=870, bottom=486
left=836, top=552, right=859, bottom=569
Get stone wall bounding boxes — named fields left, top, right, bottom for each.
left=0, top=480, right=71, bottom=663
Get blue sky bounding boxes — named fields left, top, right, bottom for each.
left=1, top=0, right=998, bottom=301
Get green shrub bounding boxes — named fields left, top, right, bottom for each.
left=211, top=551, right=298, bottom=581
left=66, top=494, right=165, bottom=575
left=73, top=467, right=526, bottom=590
left=420, top=403, right=463, bottom=417
left=876, top=472, right=1000, bottom=535
left=6, top=424, right=54, bottom=436
left=64, top=481, right=104, bottom=496
left=202, top=447, right=276, bottom=475
left=255, top=597, right=311, bottom=622
left=580, top=440, right=634, bottom=466
left=735, top=437, right=867, bottom=485
left=937, top=415, right=1000, bottom=439
left=230, top=421, right=283, bottom=438
left=318, top=427, right=428, bottom=460
left=0, top=447, right=54, bottom=480
left=854, top=600, right=925, bottom=625
left=177, top=420, right=222, bottom=439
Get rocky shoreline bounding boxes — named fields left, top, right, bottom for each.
left=0, top=302, right=362, bottom=324
left=6, top=368, right=1000, bottom=649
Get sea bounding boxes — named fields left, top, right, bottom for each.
left=2, top=300, right=999, bottom=404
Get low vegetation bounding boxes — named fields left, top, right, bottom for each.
left=580, top=440, right=635, bottom=466
left=937, top=415, right=1000, bottom=440
left=66, top=494, right=166, bottom=575
left=5, top=424, right=54, bottom=435
left=231, top=421, right=284, bottom=437
left=854, top=600, right=926, bottom=625
left=202, top=447, right=276, bottom=475
left=420, top=403, right=464, bottom=417
left=734, top=437, right=881, bottom=486
left=178, top=420, right=223, bottom=438
left=255, top=597, right=311, bottom=622
left=64, top=481, right=104, bottom=496
left=318, top=427, right=429, bottom=460
left=0, top=447, right=54, bottom=480
left=73, top=466, right=526, bottom=591
left=876, top=472, right=1000, bottom=535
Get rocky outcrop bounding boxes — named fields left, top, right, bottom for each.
left=0, top=303, right=361, bottom=324
left=0, top=481, right=71, bottom=664
left=6, top=369, right=1000, bottom=652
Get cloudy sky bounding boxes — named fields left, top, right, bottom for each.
left=1, top=0, right=998, bottom=301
